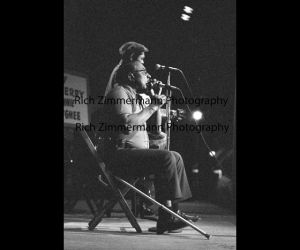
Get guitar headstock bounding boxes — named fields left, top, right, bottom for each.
left=160, top=108, right=186, bottom=121
left=173, top=108, right=186, bottom=121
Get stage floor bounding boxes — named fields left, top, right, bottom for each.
left=64, top=211, right=236, bottom=250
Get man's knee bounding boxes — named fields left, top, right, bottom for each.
left=170, top=151, right=184, bottom=167
left=160, top=151, right=177, bottom=170
left=170, top=151, right=183, bottom=161
left=162, top=150, right=175, bottom=162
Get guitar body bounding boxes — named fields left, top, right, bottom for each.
left=145, top=85, right=184, bottom=150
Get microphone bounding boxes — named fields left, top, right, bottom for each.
left=155, top=64, right=180, bottom=71
left=147, top=79, right=180, bottom=91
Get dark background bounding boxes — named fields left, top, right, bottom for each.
left=64, top=0, right=236, bottom=201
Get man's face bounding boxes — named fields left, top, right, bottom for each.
left=130, top=61, right=151, bottom=91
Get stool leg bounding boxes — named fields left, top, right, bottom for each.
left=88, top=181, right=140, bottom=231
left=131, top=191, right=138, bottom=217
left=88, top=196, right=119, bottom=230
left=117, top=190, right=142, bottom=233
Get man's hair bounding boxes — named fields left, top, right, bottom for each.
left=119, top=41, right=149, bottom=62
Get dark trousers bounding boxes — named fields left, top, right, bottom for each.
left=108, top=148, right=192, bottom=203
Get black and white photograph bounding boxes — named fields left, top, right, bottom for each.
left=64, top=0, right=236, bottom=249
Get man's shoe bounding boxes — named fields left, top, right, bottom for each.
left=176, top=210, right=200, bottom=222
left=156, top=217, right=188, bottom=234
left=156, top=208, right=188, bottom=234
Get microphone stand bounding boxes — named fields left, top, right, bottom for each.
left=165, top=71, right=172, bottom=151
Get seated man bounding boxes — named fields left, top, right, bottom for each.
left=101, top=60, right=196, bottom=234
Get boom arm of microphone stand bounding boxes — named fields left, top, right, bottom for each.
left=177, top=69, right=195, bottom=99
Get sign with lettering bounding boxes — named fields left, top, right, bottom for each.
left=64, top=72, right=89, bottom=126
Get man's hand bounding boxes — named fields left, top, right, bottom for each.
left=151, top=94, right=167, bottom=108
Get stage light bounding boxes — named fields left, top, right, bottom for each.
left=183, top=6, right=193, bottom=14
left=192, top=110, right=203, bottom=121
left=213, top=169, right=222, bottom=179
left=181, top=14, right=190, bottom=21
left=209, top=151, right=216, bottom=157
left=70, top=159, right=73, bottom=163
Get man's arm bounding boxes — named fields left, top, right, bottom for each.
left=109, top=87, right=165, bottom=126
left=122, top=104, right=159, bottom=125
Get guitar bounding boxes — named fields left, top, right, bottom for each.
left=148, top=108, right=185, bottom=149
left=144, top=79, right=186, bottom=149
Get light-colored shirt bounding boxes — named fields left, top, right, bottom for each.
left=104, top=84, right=150, bottom=149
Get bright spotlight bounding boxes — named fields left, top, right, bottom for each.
left=183, top=6, right=193, bottom=14
left=181, top=14, right=190, bottom=21
left=192, top=110, right=203, bottom=121
left=192, top=168, right=199, bottom=173
left=209, top=151, right=216, bottom=157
